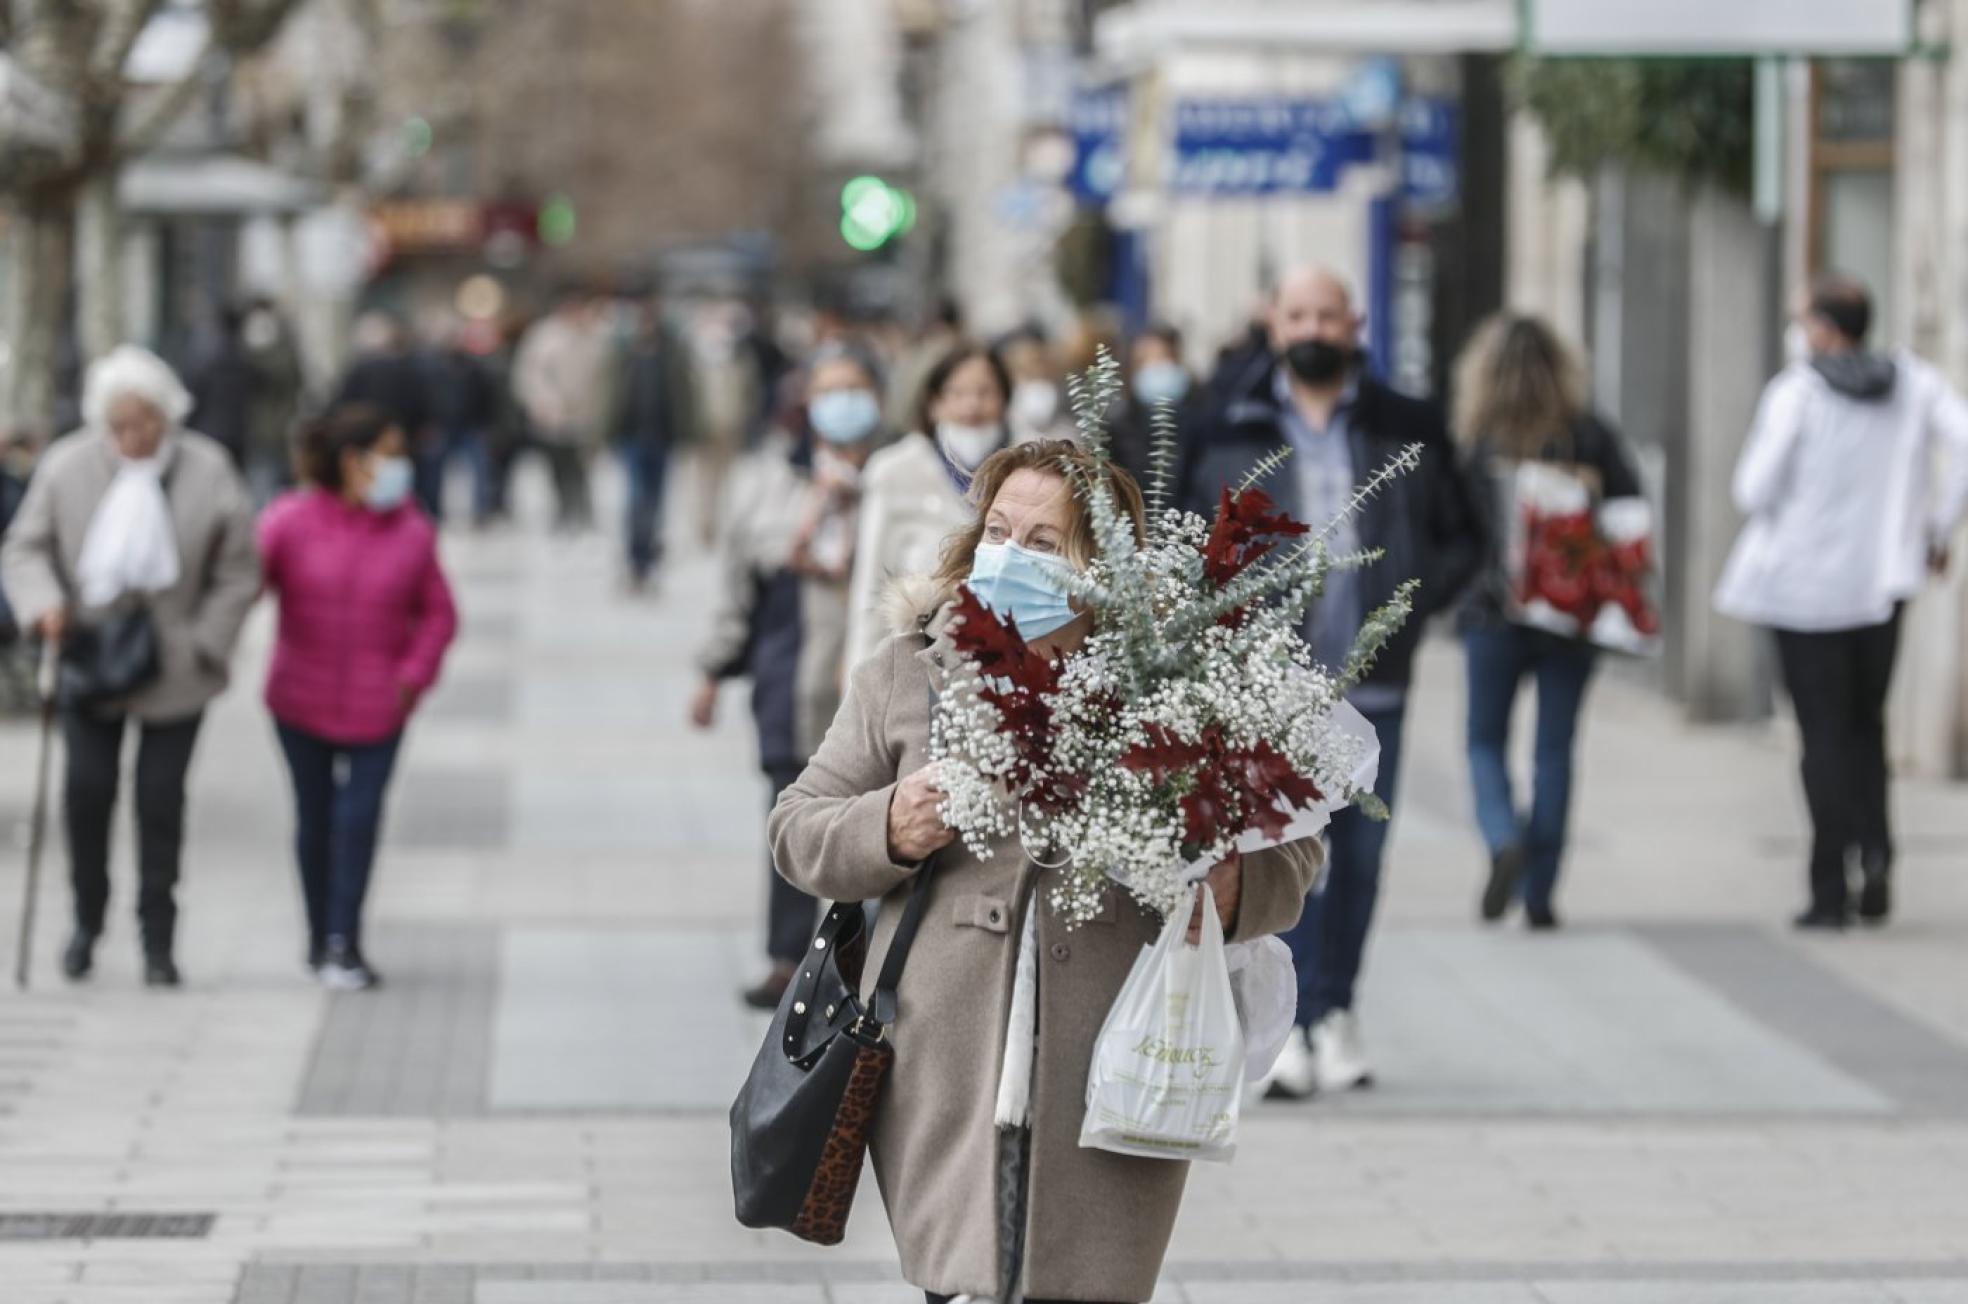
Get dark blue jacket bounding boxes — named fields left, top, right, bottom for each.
left=1176, top=363, right=1485, bottom=690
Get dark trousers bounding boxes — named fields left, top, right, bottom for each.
left=276, top=723, right=404, bottom=949
left=62, top=710, right=204, bottom=953
left=417, top=426, right=494, bottom=525
left=541, top=442, right=593, bottom=530
left=1462, top=623, right=1599, bottom=911
left=620, top=438, right=671, bottom=581
left=1285, top=701, right=1405, bottom=1028
left=1772, top=610, right=1902, bottom=914
left=766, top=763, right=820, bottom=963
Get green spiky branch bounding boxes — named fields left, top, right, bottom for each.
left=1144, top=402, right=1181, bottom=514
left=1066, top=349, right=1125, bottom=459
left=1335, top=580, right=1418, bottom=696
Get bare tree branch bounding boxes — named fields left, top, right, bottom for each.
left=111, top=35, right=209, bottom=159
left=88, top=0, right=162, bottom=83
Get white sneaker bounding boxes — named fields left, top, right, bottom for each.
left=1255, top=1026, right=1319, bottom=1100
left=1311, top=1010, right=1374, bottom=1092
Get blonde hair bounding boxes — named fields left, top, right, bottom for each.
left=82, top=345, right=193, bottom=432
left=930, top=439, right=1146, bottom=596
left=1451, top=314, right=1586, bottom=459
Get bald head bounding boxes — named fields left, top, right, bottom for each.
left=1270, top=265, right=1359, bottom=353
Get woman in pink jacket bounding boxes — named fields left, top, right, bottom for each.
left=259, top=404, right=458, bottom=989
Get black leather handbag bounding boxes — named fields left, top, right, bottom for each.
left=57, top=604, right=161, bottom=712
left=730, top=857, right=938, bottom=1245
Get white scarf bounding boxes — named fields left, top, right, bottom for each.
left=76, top=448, right=180, bottom=608
left=992, top=904, right=1040, bottom=1128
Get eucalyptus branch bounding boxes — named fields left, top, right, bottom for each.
left=1313, top=444, right=1422, bottom=542
left=1145, top=402, right=1180, bottom=513
left=1235, top=444, right=1294, bottom=495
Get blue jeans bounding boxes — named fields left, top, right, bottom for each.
left=1285, top=701, right=1405, bottom=1028
left=621, top=439, right=671, bottom=580
left=417, top=427, right=494, bottom=524
left=276, top=723, right=404, bottom=949
left=1462, top=623, right=1598, bottom=912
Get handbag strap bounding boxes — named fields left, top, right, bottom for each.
left=868, top=668, right=945, bottom=1029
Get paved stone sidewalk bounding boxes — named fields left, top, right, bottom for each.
left=0, top=466, right=1965, bottom=1303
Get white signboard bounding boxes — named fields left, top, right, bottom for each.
left=1528, top=0, right=1913, bottom=55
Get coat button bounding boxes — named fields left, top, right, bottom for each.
left=987, top=908, right=1002, bottom=925
left=1050, top=943, right=1070, bottom=962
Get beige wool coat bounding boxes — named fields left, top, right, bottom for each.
left=1, top=430, right=259, bottom=722
left=767, top=591, right=1323, bottom=1303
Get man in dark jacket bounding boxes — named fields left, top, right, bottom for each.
left=613, top=291, right=698, bottom=588
left=1178, top=264, right=1483, bottom=1099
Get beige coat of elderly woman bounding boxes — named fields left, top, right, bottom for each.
left=767, top=582, right=1324, bottom=1303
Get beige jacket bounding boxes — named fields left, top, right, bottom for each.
left=766, top=589, right=1322, bottom=1302
left=841, top=432, right=973, bottom=670
left=1, top=430, right=259, bottom=722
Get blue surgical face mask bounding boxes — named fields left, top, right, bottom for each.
left=808, top=388, right=881, bottom=445
left=966, top=540, right=1078, bottom=639
left=1133, top=361, right=1190, bottom=406
left=364, top=455, right=414, bottom=512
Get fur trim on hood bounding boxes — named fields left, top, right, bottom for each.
left=881, top=574, right=953, bottom=637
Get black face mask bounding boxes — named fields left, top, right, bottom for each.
left=1284, top=339, right=1353, bottom=386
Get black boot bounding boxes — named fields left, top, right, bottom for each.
left=143, top=950, right=181, bottom=988
left=62, top=931, right=97, bottom=981
left=1857, top=851, right=1892, bottom=924
left=1481, top=845, right=1525, bottom=922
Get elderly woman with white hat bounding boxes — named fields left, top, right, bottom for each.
left=1, top=346, right=259, bottom=987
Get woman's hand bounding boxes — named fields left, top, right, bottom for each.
left=687, top=677, right=719, bottom=730
left=1188, top=851, right=1243, bottom=943
left=887, top=764, right=955, bottom=864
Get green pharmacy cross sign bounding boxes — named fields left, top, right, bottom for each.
left=839, top=175, right=916, bottom=252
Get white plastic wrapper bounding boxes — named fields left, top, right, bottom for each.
left=1080, top=888, right=1246, bottom=1164
left=1178, top=698, right=1382, bottom=888
left=1224, top=935, right=1297, bottom=1082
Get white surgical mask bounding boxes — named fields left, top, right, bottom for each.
left=936, top=421, right=1003, bottom=471
left=1010, top=380, right=1058, bottom=430
left=364, top=455, right=414, bottom=512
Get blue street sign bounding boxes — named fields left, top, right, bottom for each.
left=1171, top=98, right=1376, bottom=196
left=1399, top=99, right=1459, bottom=208
left=1069, top=85, right=1129, bottom=205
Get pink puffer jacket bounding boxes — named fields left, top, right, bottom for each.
left=259, top=489, right=458, bottom=745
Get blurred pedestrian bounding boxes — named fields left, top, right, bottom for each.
left=513, top=288, right=614, bottom=531
left=336, top=312, right=434, bottom=509
left=1001, top=327, right=1072, bottom=444
left=0, top=346, right=260, bottom=987
left=186, top=304, right=256, bottom=470
left=258, top=404, right=458, bottom=989
left=1715, top=274, right=1968, bottom=929
left=421, top=316, right=499, bottom=526
left=691, top=301, right=765, bottom=545
left=843, top=342, right=1012, bottom=668
left=689, top=340, right=886, bottom=1008
left=612, top=290, right=698, bottom=590
left=885, top=297, right=963, bottom=436
left=1110, top=321, right=1200, bottom=484
left=1453, top=314, right=1646, bottom=930
left=1179, top=265, right=1483, bottom=1098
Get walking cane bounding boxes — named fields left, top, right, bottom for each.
left=15, top=639, right=58, bottom=991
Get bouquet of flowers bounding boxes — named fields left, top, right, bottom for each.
left=931, top=352, right=1420, bottom=928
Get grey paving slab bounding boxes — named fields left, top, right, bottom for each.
left=513, top=769, right=761, bottom=856
left=1183, top=1288, right=1537, bottom=1304
left=422, top=675, right=517, bottom=726
left=1303, top=929, right=1892, bottom=1115
left=296, top=925, right=499, bottom=1117
left=391, top=767, right=512, bottom=850
left=235, top=1266, right=298, bottom=1304
left=1534, top=1285, right=1897, bottom=1304
left=1639, top=925, right=1968, bottom=1114
left=489, top=928, right=763, bottom=1111
left=1887, top=1285, right=1968, bottom=1303
left=476, top=1286, right=822, bottom=1304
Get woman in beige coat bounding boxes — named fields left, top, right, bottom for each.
left=768, top=440, right=1323, bottom=1303
left=0, top=346, right=259, bottom=986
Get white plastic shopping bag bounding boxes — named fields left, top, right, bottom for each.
left=1080, top=886, right=1246, bottom=1163
left=1225, top=935, right=1296, bottom=1082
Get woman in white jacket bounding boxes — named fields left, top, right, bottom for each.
left=841, top=343, right=1012, bottom=668
left=1715, top=275, right=1968, bottom=929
